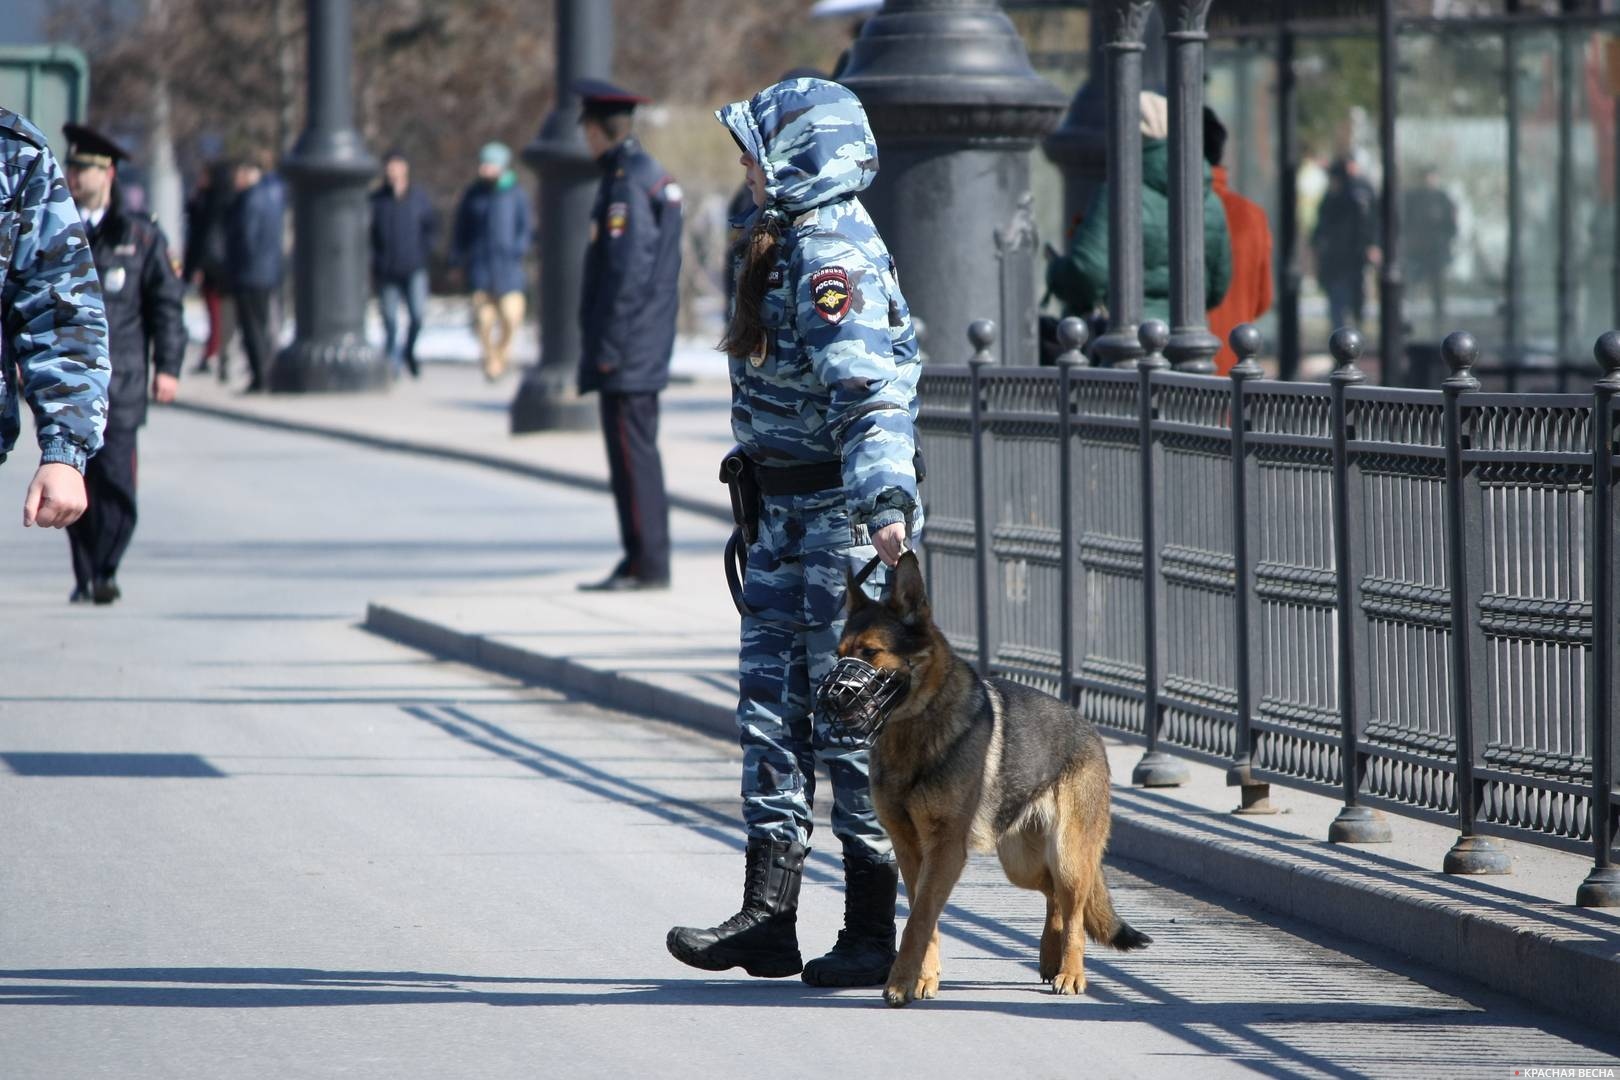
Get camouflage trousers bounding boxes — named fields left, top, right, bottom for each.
left=736, top=488, right=892, bottom=862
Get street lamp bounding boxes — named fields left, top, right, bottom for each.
left=271, top=0, right=388, bottom=393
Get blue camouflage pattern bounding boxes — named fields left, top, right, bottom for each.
left=716, top=78, right=924, bottom=861
left=0, top=109, right=109, bottom=471
left=716, top=78, right=921, bottom=537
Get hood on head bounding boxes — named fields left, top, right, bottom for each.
left=715, top=77, right=878, bottom=216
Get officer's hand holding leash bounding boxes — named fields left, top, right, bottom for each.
left=871, top=522, right=907, bottom=568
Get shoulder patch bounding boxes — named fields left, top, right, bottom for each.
left=660, top=181, right=682, bottom=205
left=810, top=266, right=852, bottom=324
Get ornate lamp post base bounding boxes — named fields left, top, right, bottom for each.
left=271, top=335, right=387, bottom=393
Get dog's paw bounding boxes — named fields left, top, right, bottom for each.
left=1038, top=960, right=1058, bottom=983
left=1051, top=971, right=1086, bottom=996
left=883, top=970, right=938, bottom=1007
left=912, top=971, right=939, bottom=1000
left=884, top=981, right=912, bottom=1008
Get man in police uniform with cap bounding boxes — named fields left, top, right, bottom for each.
left=63, top=123, right=185, bottom=604
left=574, top=78, right=682, bottom=592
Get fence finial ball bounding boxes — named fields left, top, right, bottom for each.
left=967, top=319, right=997, bottom=353
left=1441, top=331, right=1479, bottom=376
left=1057, top=316, right=1088, bottom=353
left=1137, top=319, right=1170, bottom=356
left=1596, top=331, right=1620, bottom=382
left=1328, top=327, right=1364, bottom=367
left=1230, top=323, right=1262, bottom=362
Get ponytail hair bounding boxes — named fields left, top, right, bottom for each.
left=719, top=211, right=784, bottom=360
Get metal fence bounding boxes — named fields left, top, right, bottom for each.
left=917, top=317, right=1620, bottom=907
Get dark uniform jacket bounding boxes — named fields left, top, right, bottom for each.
left=88, top=190, right=185, bottom=431
left=578, top=136, right=682, bottom=396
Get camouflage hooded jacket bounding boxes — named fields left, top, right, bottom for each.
left=716, top=78, right=920, bottom=536
left=0, top=109, right=109, bottom=470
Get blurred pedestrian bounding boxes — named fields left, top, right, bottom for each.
left=1046, top=91, right=1232, bottom=331
left=1203, top=108, right=1273, bottom=374
left=182, top=160, right=231, bottom=375
left=451, top=141, right=530, bottom=381
left=1404, top=166, right=1457, bottom=331
left=573, top=79, right=681, bottom=592
left=370, top=149, right=437, bottom=379
left=665, top=76, right=921, bottom=989
left=226, top=154, right=286, bottom=392
left=63, top=123, right=183, bottom=604
left=1311, top=156, right=1379, bottom=332
left=0, top=108, right=109, bottom=533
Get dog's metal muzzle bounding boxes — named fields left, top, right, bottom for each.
left=817, top=656, right=909, bottom=748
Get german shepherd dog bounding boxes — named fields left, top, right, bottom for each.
left=835, top=552, right=1150, bottom=1007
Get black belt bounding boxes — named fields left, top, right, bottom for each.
left=753, top=460, right=843, bottom=497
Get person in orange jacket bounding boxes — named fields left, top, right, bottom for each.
left=1203, top=108, right=1274, bottom=374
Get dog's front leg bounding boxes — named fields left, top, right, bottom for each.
left=885, top=835, right=967, bottom=1008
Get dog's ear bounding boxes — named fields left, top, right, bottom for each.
left=845, top=566, right=871, bottom=613
left=888, top=550, right=930, bottom=626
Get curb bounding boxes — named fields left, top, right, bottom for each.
left=1106, top=795, right=1620, bottom=1036
left=363, top=602, right=736, bottom=742
left=173, top=400, right=734, bottom=526
left=366, top=597, right=1620, bottom=1037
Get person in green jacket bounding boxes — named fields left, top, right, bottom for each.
left=1046, top=90, right=1232, bottom=326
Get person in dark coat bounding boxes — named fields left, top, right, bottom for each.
left=574, top=78, right=682, bottom=592
left=63, top=123, right=185, bottom=604
left=1311, top=156, right=1380, bottom=332
left=182, top=160, right=231, bottom=375
left=451, top=142, right=530, bottom=380
left=369, top=149, right=437, bottom=378
left=1403, top=166, right=1458, bottom=331
left=226, top=155, right=286, bottom=392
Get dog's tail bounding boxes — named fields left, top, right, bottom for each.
left=1083, top=875, right=1152, bottom=951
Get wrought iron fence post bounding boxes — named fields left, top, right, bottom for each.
left=1440, top=332, right=1512, bottom=874
left=1327, top=328, right=1392, bottom=842
left=1056, top=317, right=1089, bottom=708
left=1578, top=332, right=1620, bottom=906
left=969, top=320, right=996, bottom=678
left=1162, top=0, right=1219, bottom=374
left=1092, top=1, right=1155, bottom=370
left=1225, top=324, right=1275, bottom=813
left=1131, top=319, right=1187, bottom=786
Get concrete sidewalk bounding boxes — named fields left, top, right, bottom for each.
left=173, top=360, right=736, bottom=524
left=178, top=365, right=1620, bottom=1038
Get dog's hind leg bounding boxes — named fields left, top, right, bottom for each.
left=1039, top=889, right=1063, bottom=983
left=1049, top=783, right=1109, bottom=995
left=885, top=830, right=967, bottom=1008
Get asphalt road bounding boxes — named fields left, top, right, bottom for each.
left=1, top=409, right=1618, bottom=1079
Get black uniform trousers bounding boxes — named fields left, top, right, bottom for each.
left=599, top=391, right=670, bottom=584
left=68, top=423, right=138, bottom=588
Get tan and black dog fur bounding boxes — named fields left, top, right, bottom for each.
left=841, top=551, right=1150, bottom=1007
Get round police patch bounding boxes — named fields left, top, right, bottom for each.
left=811, top=266, right=851, bottom=324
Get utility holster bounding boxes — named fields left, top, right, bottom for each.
left=720, top=445, right=761, bottom=545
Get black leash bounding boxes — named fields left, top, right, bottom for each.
left=725, top=527, right=883, bottom=624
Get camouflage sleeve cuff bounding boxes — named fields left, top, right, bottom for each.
left=867, top=507, right=907, bottom=532
left=39, top=440, right=88, bottom=473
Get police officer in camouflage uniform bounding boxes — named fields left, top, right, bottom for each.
left=62, top=124, right=185, bottom=604
left=666, top=78, right=922, bottom=987
left=0, top=109, right=110, bottom=533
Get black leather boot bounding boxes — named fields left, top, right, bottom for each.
left=667, top=838, right=805, bottom=978
left=801, top=851, right=898, bottom=987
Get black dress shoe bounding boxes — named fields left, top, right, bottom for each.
left=578, top=572, right=641, bottom=592
left=92, top=578, right=121, bottom=605
left=69, top=584, right=93, bottom=604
